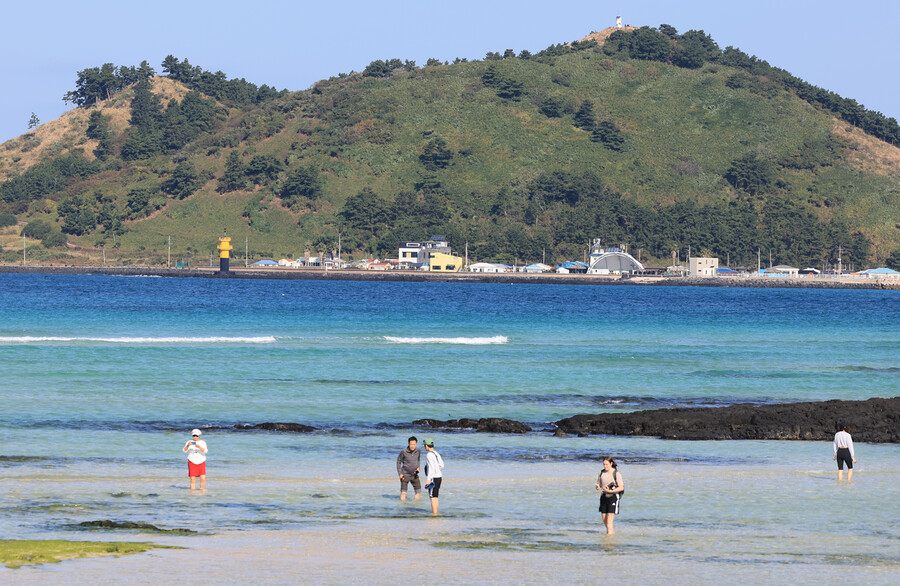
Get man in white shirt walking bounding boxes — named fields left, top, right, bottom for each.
left=833, top=424, right=856, bottom=481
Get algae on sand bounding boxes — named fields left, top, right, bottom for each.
left=0, top=539, right=179, bottom=569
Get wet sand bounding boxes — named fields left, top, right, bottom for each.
left=7, top=518, right=899, bottom=585
left=3, top=461, right=899, bottom=585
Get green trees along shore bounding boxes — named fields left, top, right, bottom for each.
left=1, top=25, right=898, bottom=269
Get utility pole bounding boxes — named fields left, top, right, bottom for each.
left=167, top=235, right=171, bottom=268
left=769, top=250, right=772, bottom=268
left=465, top=241, right=469, bottom=270
left=838, top=245, right=842, bottom=275
left=23, top=234, right=26, bottom=266
left=103, top=246, right=106, bottom=267
left=338, top=233, right=342, bottom=267
left=245, top=236, right=248, bottom=268
left=757, top=248, right=761, bottom=274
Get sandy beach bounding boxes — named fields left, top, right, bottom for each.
left=3, top=461, right=899, bottom=585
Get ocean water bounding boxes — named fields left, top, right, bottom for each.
left=0, top=274, right=898, bottom=583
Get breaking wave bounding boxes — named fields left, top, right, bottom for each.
left=382, top=335, right=508, bottom=345
left=0, top=336, right=277, bottom=344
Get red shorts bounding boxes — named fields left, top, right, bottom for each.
left=188, top=461, right=206, bottom=477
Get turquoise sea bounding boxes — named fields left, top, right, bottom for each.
left=0, top=274, right=898, bottom=583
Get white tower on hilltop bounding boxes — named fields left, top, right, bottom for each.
left=616, top=16, right=623, bottom=28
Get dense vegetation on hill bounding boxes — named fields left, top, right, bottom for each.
left=1, top=25, right=898, bottom=269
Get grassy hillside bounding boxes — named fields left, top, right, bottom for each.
left=1, top=27, right=898, bottom=269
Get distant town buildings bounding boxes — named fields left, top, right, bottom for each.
left=237, top=230, right=898, bottom=281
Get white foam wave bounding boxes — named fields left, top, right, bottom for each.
left=382, top=335, right=508, bottom=345
left=0, top=336, right=277, bottom=344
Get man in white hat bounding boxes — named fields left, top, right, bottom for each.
left=182, top=428, right=208, bottom=491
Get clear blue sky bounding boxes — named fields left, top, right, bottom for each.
left=2, top=0, right=897, bottom=142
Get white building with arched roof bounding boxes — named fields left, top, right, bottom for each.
left=587, top=240, right=644, bottom=274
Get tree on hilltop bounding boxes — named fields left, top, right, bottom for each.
left=63, top=61, right=154, bottom=107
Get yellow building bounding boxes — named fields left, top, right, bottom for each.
left=428, top=252, right=463, bottom=272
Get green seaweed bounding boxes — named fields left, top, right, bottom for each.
left=0, top=539, right=180, bottom=569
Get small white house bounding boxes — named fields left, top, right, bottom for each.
left=524, top=263, right=553, bottom=273
left=761, top=265, right=799, bottom=277
left=468, top=262, right=511, bottom=273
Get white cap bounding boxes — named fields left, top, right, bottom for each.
left=191, top=429, right=202, bottom=436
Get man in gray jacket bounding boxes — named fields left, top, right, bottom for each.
left=396, top=436, right=421, bottom=501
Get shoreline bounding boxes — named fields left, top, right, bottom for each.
left=1, top=264, right=896, bottom=289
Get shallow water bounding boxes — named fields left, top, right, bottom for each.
left=0, top=274, right=898, bottom=582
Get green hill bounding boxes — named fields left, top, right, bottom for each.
left=1, top=25, right=899, bottom=270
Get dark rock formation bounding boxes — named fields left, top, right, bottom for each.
left=75, top=520, right=196, bottom=534
left=412, top=417, right=532, bottom=434
left=555, top=397, right=900, bottom=442
left=234, top=422, right=318, bottom=432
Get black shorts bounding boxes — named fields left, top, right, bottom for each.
left=400, top=474, right=421, bottom=492
left=836, top=447, right=853, bottom=470
left=427, top=477, right=442, bottom=498
left=599, top=493, right=620, bottom=515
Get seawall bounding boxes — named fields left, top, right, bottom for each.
left=0, top=264, right=895, bottom=289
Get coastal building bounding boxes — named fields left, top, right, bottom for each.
left=557, top=261, right=589, bottom=274
left=587, top=240, right=644, bottom=274
left=427, top=251, right=463, bottom=272
left=468, top=262, right=511, bottom=273
left=398, top=236, right=453, bottom=269
left=861, top=267, right=900, bottom=278
left=761, top=265, right=800, bottom=277
left=688, top=257, right=719, bottom=277
left=524, top=263, right=553, bottom=273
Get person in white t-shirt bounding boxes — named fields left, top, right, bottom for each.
left=833, top=425, right=856, bottom=481
left=423, top=438, right=444, bottom=516
left=182, top=428, right=208, bottom=491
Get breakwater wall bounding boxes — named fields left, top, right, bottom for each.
left=0, top=264, right=895, bottom=289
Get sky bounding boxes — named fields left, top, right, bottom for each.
left=2, top=0, right=898, bottom=143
